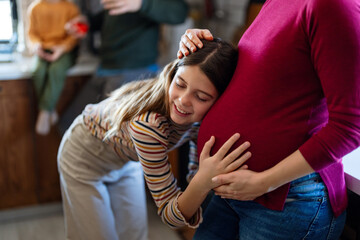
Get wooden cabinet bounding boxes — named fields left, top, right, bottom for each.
left=0, top=75, right=90, bottom=210
left=0, top=80, right=38, bottom=208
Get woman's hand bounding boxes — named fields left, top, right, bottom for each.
left=212, top=170, right=271, bottom=201
left=194, top=133, right=251, bottom=192
left=102, top=0, right=142, bottom=15
left=178, top=29, right=214, bottom=59
left=212, top=150, right=315, bottom=201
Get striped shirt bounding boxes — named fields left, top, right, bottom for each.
left=82, top=99, right=201, bottom=228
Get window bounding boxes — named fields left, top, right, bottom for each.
left=0, top=0, right=18, bottom=61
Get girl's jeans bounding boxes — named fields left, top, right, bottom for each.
left=194, top=173, right=346, bottom=240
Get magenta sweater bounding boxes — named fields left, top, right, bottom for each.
left=197, top=0, right=360, bottom=216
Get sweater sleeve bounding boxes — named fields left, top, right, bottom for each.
left=139, top=0, right=188, bottom=24
left=27, top=4, right=42, bottom=45
left=128, top=113, right=201, bottom=228
left=298, top=0, right=360, bottom=170
left=61, top=3, right=80, bottom=52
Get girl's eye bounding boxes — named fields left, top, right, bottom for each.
left=176, top=82, right=185, bottom=88
left=197, top=95, right=208, bottom=102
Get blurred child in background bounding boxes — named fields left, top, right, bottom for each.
left=27, top=0, right=80, bottom=135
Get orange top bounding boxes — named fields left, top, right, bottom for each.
left=27, top=0, right=79, bottom=52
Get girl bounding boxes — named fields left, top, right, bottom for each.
left=58, top=39, right=250, bottom=240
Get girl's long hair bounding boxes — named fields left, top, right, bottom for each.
left=105, top=38, right=238, bottom=137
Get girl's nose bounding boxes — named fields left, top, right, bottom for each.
left=179, top=93, right=191, bottom=106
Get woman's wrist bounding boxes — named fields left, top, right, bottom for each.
left=260, top=168, right=282, bottom=193
left=260, top=150, right=315, bottom=193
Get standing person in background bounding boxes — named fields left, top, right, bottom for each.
left=27, top=0, right=80, bottom=135
left=178, top=0, right=360, bottom=238
left=58, top=39, right=242, bottom=240
left=59, top=0, right=189, bottom=134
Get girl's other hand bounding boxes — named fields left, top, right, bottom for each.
left=178, top=29, right=214, bottom=59
left=195, top=133, right=251, bottom=191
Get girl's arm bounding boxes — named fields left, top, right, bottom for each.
left=178, top=134, right=251, bottom=220
left=129, top=114, right=250, bottom=227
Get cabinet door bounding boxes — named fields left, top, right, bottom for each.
left=0, top=80, right=38, bottom=209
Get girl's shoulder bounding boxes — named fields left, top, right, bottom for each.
left=133, top=112, right=169, bottom=126
left=129, top=112, right=171, bottom=146
left=131, top=112, right=170, bottom=134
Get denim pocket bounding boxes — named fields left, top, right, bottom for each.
left=286, top=173, right=326, bottom=202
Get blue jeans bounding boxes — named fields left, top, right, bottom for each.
left=194, top=173, right=346, bottom=240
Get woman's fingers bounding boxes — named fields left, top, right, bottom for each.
left=185, top=29, right=213, bottom=47
left=181, top=34, right=197, bottom=53
left=184, top=29, right=203, bottom=49
left=178, top=29, right=214, bottom=59
left=178, top=41, right=189, bottom=58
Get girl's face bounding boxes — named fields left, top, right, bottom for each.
left=168, top=65, right=218, bottom=125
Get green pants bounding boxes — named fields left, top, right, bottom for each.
left=33, top=51, right=76, bottom=111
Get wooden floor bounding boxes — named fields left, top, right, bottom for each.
left=0, top=200, right=183, bottom=240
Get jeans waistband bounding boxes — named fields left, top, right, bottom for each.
left=290, top=172, right=322, bottom=185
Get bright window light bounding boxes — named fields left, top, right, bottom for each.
left=0, top=0, right=13, bottom=41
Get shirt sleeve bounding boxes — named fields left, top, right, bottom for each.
left=139, top=0, right=188, bottom=24
left=298, top=0, right=360, bottom=170
left=128, top=114, right=201, bottom=228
